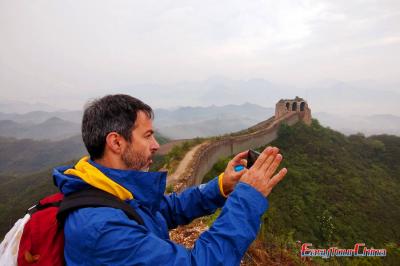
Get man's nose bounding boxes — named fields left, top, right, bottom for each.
left=151, top=138, right=160, bottom=152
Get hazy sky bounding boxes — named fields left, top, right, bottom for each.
left=0, top=0, right=399, bottom=110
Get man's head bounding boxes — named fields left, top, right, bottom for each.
left=82, top=94, right=160, bottom=171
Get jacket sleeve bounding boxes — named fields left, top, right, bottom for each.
left=88, top=182, right=269, bottom=266
left=159, top=176, right=226, bottom=229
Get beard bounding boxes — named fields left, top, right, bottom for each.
left=121, top=143, right=151, bottom=171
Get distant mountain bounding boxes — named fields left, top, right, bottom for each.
left=0, top=103, right=274, bottom=140
left=3, top=78, right=400, bottom=115
left=122, top=77, right=294, bottom=108
left=119, top=77, right=400, bottom=117
left=0, top=110, right=82, bottom=124
left=1, top=100, right=399, bottom=139
left=159, top=118, right=252, bottom=139
left=154, top=103, right=274, bottom=139
left=305, top=84, right=400, bottom=116
left=0, top=117, right=81, bottom=141
left=315, top=112, right=400, bottom=136
left=0, top=135, right=86, bottom=175
left=0, top=120, right=27, bottom=136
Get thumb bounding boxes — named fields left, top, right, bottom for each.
left=231, top=150, right=249, bottom=165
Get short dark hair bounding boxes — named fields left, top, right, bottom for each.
left=82, top=94, right=153, bottom=159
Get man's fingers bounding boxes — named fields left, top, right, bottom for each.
left=252, top=146, right=273, bottom=169
left=264, top=153, right=283, bottom=178
left=268, top=168, right=287, bottom=188
left=258, top=147, right=279, bottom=173
left=240, top=159, right=247, bottom=167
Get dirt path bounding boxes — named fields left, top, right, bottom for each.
left=166, top=142, right=208, bottom=186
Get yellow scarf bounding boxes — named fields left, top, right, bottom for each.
left=64, top=156, right=133, bottom=201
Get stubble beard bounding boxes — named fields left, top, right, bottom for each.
left=121, top=144, right=150, bottom=171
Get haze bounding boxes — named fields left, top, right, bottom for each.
left=0, top=0, right=399, bottom=115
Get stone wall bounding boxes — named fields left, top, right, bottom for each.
left=187, top=112, right=300, bottom=186
left=172, top=97, right=312, bottom=190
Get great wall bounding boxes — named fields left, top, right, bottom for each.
left=165, top=97, right=312, bottom=191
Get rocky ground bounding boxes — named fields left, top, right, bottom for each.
left=169, top=219, right=305, bottom=266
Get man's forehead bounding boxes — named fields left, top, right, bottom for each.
left=133, top=111, right=153, bottom=131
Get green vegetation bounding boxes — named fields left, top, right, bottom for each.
left=265, top=120, right=400, bottom=248
left=203, top=119, right=400, bottom=264
left=203, top=157, right=230, bottom=183
left=0, top=135, right=86, bottom=176
left=150, top=138, right=205, bottom=173
left=149, top=154, right=168, bottom=172
left=0, top=167, right=62, bottom=238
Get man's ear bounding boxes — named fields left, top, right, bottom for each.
left=104, top=132, right=125, bottom=154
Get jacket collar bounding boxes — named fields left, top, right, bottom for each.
left=89, top=159, right=167, bottom=212
left=54, top=157, right=167, bottom=212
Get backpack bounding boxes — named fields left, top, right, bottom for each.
left=0, top=187, right=143, bottom=266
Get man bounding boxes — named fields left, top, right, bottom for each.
left=54, top=94, right=287, bottom=265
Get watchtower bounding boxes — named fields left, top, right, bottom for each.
left=275, top=96, right=312, bottom=125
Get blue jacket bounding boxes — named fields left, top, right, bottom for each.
left=53, top=157, right=269, bottom=266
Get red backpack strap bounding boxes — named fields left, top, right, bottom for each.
left=26, top=193, right=64, bottom=215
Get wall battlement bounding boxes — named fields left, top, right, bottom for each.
left=275, top=96, right=311, bottom=125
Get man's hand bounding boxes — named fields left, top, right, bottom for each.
left=221, top=151, right=249, bottom=195
left=240, top=146, right=287, bottom=197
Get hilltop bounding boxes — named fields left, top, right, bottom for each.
left=201, top=120, right=400, bottom=264
left=268, top=120, right=399, bottom=247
